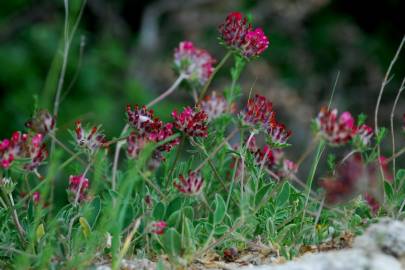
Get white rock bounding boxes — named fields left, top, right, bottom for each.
left=354, top=218, right=405, bottom=258
left=241, top=249, right=401, bottom=270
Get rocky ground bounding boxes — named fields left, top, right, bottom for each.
left=96, top=218, right=405, bottom=270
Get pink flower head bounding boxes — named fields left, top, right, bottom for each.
left=0, top=131, right=46, bottom=170
left=25, top=109, right=55, bottom=135
left=33, top=191, right=40, bottom=204
left=354, top=124, right=373, bottom=147
left=253, top=145, right=275, bottom=171
left=364, top=193, right=380, bottom=214
left=321, top=154, right=384, bottom=205
left=241, top=94, right=274, bottom=129
left=379, top=156, right=393, bottom=182
left=174, top=41, right=215, bottom=86
left=174, top=171, right=204, bottom=196
left=281, top=159, right=298, bottom=177
left=219, top=12, right=269, bottom=58
left=126, top=105, right=155, bottom=136
left=148, top=121, right=179, bottom=153
left=23, top=133, right=48, bottom=171
left=321, top=154, right=365, bottom=204
left=151, top=221, right=167, bottom=235
left=265, top=120, right=292, bottom=147
left=75, top=121, right=105, bottom=155
left=172, top=107, right=208, bottom=137
left=219, top=12, right=252, bottom=48
left=315, top=107, right=356, bottom=146
left=127, top=132, right=148, bottom=159
left=242, top=28, right=269, bottom=58
left=200, top=91, right=231, bottom=121
left=69, top=175, right=90, bottom=202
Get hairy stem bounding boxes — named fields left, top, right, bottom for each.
left=374, top=36, right=405, bottom=186
left=197, top=51, right=232, bottom=103
left=390, top=77, right=405, bottom=191
left=146, top=74, right=186, bottom=108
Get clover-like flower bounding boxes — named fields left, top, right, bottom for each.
left=242, top=28, right=269, bottom=58
left=1, top=131, right=48, bottom=171
left=148, top=121, right=179, bottom=153
left=315, top=107, right=356, bottom=146
left=150, top=221, right=167, bottom=235
left=74, top=121, right=106, bottom=155
left=200, top=91, right=231, bottom=121
left=241, top=94, right=274, bottom=129
left=25, top=109, right=55, bottom=135
left=68, top=175, right=90, bottom=203
left=174, top=171, right=204, bottom=196
left=321, top=154, right=365, bottom=204
left=126, top=105, right=155, bottom=136
left=23, top=133, right=48, bottom=171
left=127, top=132, right=148, bottom=159
left=174, top=41, right=215, bottom=86
left=219, top=12, right=269, bottom=58
left=172, top=107, right=208, bottom=137
left=265, top=120, right=292, bottom=147
left=353, top=124, right=373, bottom=148
left=253, top=145, right=275, bottom=171
left=33, top=191, right=41, bottom=204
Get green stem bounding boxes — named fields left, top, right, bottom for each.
left=168, top=135, right=185, bottom=180
left=197, top=51, right=232, bottom=103
left=301, top=140, right=325, bottom=225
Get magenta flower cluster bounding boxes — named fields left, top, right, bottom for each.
left=219, top=12, right=269, bottom=58
left=68, top=175, right=90, bottom=203
left=316, top=106, right=374, bottom=147
left=242, top=94, right=291, bottom=147
left=0, top=131, right=48, bottom=171
left=74, top=120, right=106, bottom=155
left=126, top=105, right=180, bottom=164
left=172, top=107, right=208, bottom=138
left=174, top=41, right=215, bottom=86
left=174, top=171, right=204, bottom=196
left=200, top=91, right=231, bottom=121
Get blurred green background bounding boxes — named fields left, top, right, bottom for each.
left=0, top=0, right=404, bottom=156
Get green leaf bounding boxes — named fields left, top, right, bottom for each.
left=384, top=180, right=394, bottom=200
left=182, top=206, right=194, bottom=220
left=214, top=224, right=229, bottom=236
left=255, top=183, right=272, bottom=208
left=165, top=197, right=182, bottom=219
left=213, top=194, right=226, bottom=225
left=181, top=217, right=195, bottom=253
left=153, top=202, right=166, bottom=220
left=167, top=210, right=182, bottom=229
left=395, top=169, right=405, bottom=191
left=163, top=228, right=182, bottom=257
left=85, top=196, right=101, bottom=228
left=79, top=217, right=91, bottom=239
left=276, top=182, right=290, bottom=207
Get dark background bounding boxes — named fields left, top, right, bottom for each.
left=0, top=0, right=404, bottom=160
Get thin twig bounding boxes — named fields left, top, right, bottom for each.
left=387, top=146, right=405, bottom=163
left=194, top=129, right=238, bottom=172
left=374, top=36, right=405, bottom=185
left=197, top=51, right=232, bottom=103
left=9, top=193, right=26, bottom=244
left=136, top=168, right=168, bottom=201
left=390, top=77, right=405, bottom=189
left=111, top=75, right=185, bottom=191
left=73, top=162, right=92, bottom=206
left=146, top=74, right=186, bottom=108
